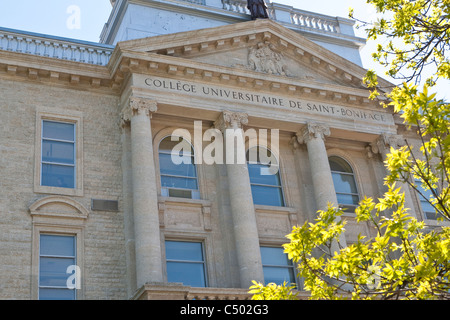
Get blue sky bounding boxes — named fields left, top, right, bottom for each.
left=0, top=0, right=372, bottom=41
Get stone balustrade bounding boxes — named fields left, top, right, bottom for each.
left=0, top=27, right=114, bottom=66
left=222, top=0, right=251, bottom=15
left=220, top=0, right=346, bottom=35
left=290, top=9, right=340, bottom=33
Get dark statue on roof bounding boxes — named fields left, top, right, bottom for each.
left=247, top=0, right=269, bottom=20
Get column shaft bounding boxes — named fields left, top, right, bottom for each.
left=299, top=123, right=338, bottom=211
left=298, top=123, right=347, bottom=249
left=124, top=97, right=163, bottom=288
left=215, top=111, right=265, bottom=288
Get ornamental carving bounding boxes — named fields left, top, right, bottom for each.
left=120, top=97, right=158, bottom=127
left=297, top=123, right=330, bottom=144
left=247, top=41, right=288, bottom=76
left=369, top=133, right=406, bottom=156
left=214, top=110, right=249, bottom=131
left=129, top=97, right=158, bottom=117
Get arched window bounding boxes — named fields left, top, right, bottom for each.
left=247, top=146, right=285, bottom=207
left=158, top=136, right=199, bottom=199
left=329, top=156, right=359, bottom=211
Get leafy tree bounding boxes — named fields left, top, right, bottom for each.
left=250, top=0, right=450, bottom=300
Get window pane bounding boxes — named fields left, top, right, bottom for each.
left=39, top=257, right=75, bottom=287
left=166, top=241, right=206, bottom=287
left=336, top=193, right=359, bottom=206
left=43, top=121, right=74, bottom=141
left=261, top=247, right=295, bottom=286
left=332, top=172, right=358, bottom=194
left=42, top=140, right=75, bottom=164
left=166, top=241, right=203, bottom=261
left=40, top=235, right=75, bottom=256
left=263, top=266, right=295, bottom=285
left=416, top=180, right=437, bottom=218
left=42, top=164, right=75, bottom=188
left=39, top=288, right=76, bottom=300
left=248, top=163, right=281, bottom=186
left=260, top=247, right=291, bottom=266
left=159, top=153, right=197, bottom=177
left=426, top=211, right=439, bottom=220
left=251, top=185, right=284, bottom=206
left=161, top=175, right=198, bottom=190
left=329, top=156, right=353, bottom=173
left=166, top=262, right=206, bottom=287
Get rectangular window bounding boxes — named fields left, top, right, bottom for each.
left=41, top=120, right=76, bottom=189
left=39, top=234, right=76, bottom=300
left=260, top=246, right=296, bottom=286
left=165, top=240, right=207, bottom=287
left=247, top=163, right=285, bottom=207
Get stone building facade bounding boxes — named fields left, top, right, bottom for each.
left=0, top=0, right=443, bottom=300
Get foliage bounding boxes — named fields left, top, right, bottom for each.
left=352, top=0, right=450, bottom=87
left=250, top=0, right=450, bottom=300
left=250, top=197, right=450, bottom=300
left=249, top=281, right=298, bottom=300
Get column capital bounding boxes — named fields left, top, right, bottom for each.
left=214, top=110, right=248, bottom=132
left=371, top=133, right=406, bottom=155
left=296, top=123, right=330, bottom=144
left=120, top=97, right=158, bottom=127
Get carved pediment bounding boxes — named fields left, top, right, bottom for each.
left=243, top=41, right=288, bottom=76
left=117, top=19, right=371, bottom=90
left=29, top=196, right=89, bottom=221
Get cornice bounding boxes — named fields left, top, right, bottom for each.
left=0, top=50, right=114, bottom=92
left=0, top=19, right=392, bottom=110
left=110, top=49, right=386, bottom=111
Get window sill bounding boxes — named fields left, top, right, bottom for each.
left=254, top=204, right=297, bottom=214
left=158, top=196, right=211, bottom=207
left=424, top=218, right=450, bottom=227
left=34, top=184, right=83, bottom=197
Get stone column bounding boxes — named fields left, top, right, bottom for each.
left=371, top=133, right=419, bottom=219
left=296, top=123, right=347, bottom=248
left=214, top=111, right=265, bottom=288
left=297, top=123, right=338, bottom=212
left=121, top=97, right=163, bottom=289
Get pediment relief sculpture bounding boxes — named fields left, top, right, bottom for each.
left=246, top=41, right=288, bottom=76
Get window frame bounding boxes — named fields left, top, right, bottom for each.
left=34, top=109, right=83, bottom=197
left=329, top=156, right=360, bottom=212
left=164, top=240, right=208, bottom=288
left=260, top=245, right=297, bottom=287
left=29, top=196, right=87, bottom=300
left=38, top=234, right=77, bottom=300
left=40, top=120, right=77, bottom=189
left=414, top=179, right=439, bottom=220
left=247, top=146, right=286, bottom=207
left=158, top=135, right=200, bottom=200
